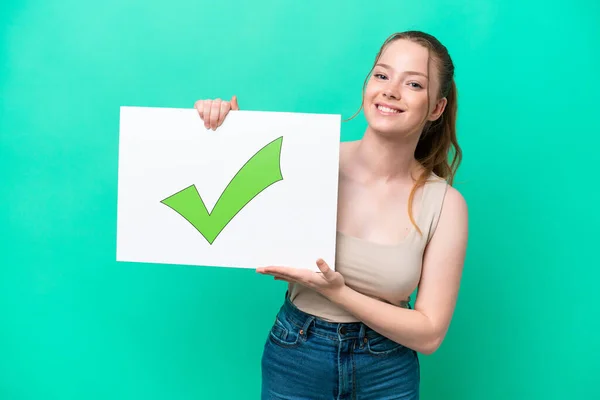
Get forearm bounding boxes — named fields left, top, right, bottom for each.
left=327, top=286, right=441, bottom=354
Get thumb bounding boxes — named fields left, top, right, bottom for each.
left=231, top=95, right=239, bottom=110
left=316, top=258, right=335, bottom=279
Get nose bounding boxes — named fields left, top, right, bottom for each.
left=383, top=88, right=399, bottom=100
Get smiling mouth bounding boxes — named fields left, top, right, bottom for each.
left=375, top=104, right=404, bottom=114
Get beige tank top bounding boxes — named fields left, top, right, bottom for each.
left=288, top=174, right=449, bottom=322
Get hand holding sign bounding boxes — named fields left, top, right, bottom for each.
left=194, top=95, right=239, bottom=130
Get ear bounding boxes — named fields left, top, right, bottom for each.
left=428, top=97, right=447, bottom=121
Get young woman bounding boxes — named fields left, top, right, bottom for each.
left=195, top=30, right=468, bottom=400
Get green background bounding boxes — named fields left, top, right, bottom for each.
left=1, top=0, right=599, bottom=399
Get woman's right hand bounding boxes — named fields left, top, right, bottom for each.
left=194, top=95, right=239, bottom=131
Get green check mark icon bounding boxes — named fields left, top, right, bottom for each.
left=161, top=136, right=284, bottom=245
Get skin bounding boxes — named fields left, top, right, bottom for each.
left=194, top=39, right=468, bottom=355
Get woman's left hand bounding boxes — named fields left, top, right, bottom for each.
left=256, top=259, right=346, bottom=299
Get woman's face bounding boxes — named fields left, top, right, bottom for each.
left=363, top=39, right=446, bottom=139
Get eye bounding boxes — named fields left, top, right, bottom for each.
left=374, top=73, right=388, bottom=80
left=408, top=82, right=423, bottom=89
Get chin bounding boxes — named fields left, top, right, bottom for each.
left=365, top=115, right=404, bottom=137
left=369, top=119, right=422, bottom=141
left=371, top=126, right=404, bottom=139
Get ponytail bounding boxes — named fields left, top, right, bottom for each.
left=408, top=79, right=461, bottom=234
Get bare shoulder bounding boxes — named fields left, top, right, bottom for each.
left=443, top=185, right=468, bottom=218
left=425, top=174, right=468, bottom=228
left=425, top=183, right=469, bottom=262
left=433, top=183, right=468, bottom=243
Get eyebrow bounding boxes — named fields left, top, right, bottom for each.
left=375, top=63, right=428, bottom=78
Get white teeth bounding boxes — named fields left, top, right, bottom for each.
left=377, top=105, right=400, bottom=113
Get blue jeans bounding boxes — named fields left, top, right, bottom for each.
left=261, top=293, right=420, bottom=399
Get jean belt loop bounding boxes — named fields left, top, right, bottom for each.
left=359, top=323, right=367, bottom=348
left=300, top=315, right=315, bottom=338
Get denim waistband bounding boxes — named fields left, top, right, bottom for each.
left=280, top=291, right=379, bottom=341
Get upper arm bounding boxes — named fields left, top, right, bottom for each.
left=414, top=186, right=469, bottom=347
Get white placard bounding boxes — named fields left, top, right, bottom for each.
left=116, top=106, right=341, bottom=271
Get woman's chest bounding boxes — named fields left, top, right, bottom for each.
left=336, top=184, right=423, bottom=245
left=334, top=233, right=425, bottom=300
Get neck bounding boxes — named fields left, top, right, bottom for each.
left=349, top=127, right=423, bottom=183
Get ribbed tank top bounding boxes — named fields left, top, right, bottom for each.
left=288, top=174, right=449, bottom=322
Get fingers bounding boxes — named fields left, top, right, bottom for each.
left=195, top=99, right=212, bottom=129
left=204, top=101, right=213, bottom=129
left=316, top=259, right=335, bottom=279
left=273, top=275, right=293, bottom=283
left=209, top=98, right=222, bottom=130
left=257, top=266, right=303, bottom=282
left=231, top=95, right=239, bottom=110
left=194, top=95, right=239, bottom=131
left=218, top=100, right=230, bottom=127
left=194, top=100, right=206, bottom=122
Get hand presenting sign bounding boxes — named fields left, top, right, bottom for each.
left=257, top=259, right=346, bottom=299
